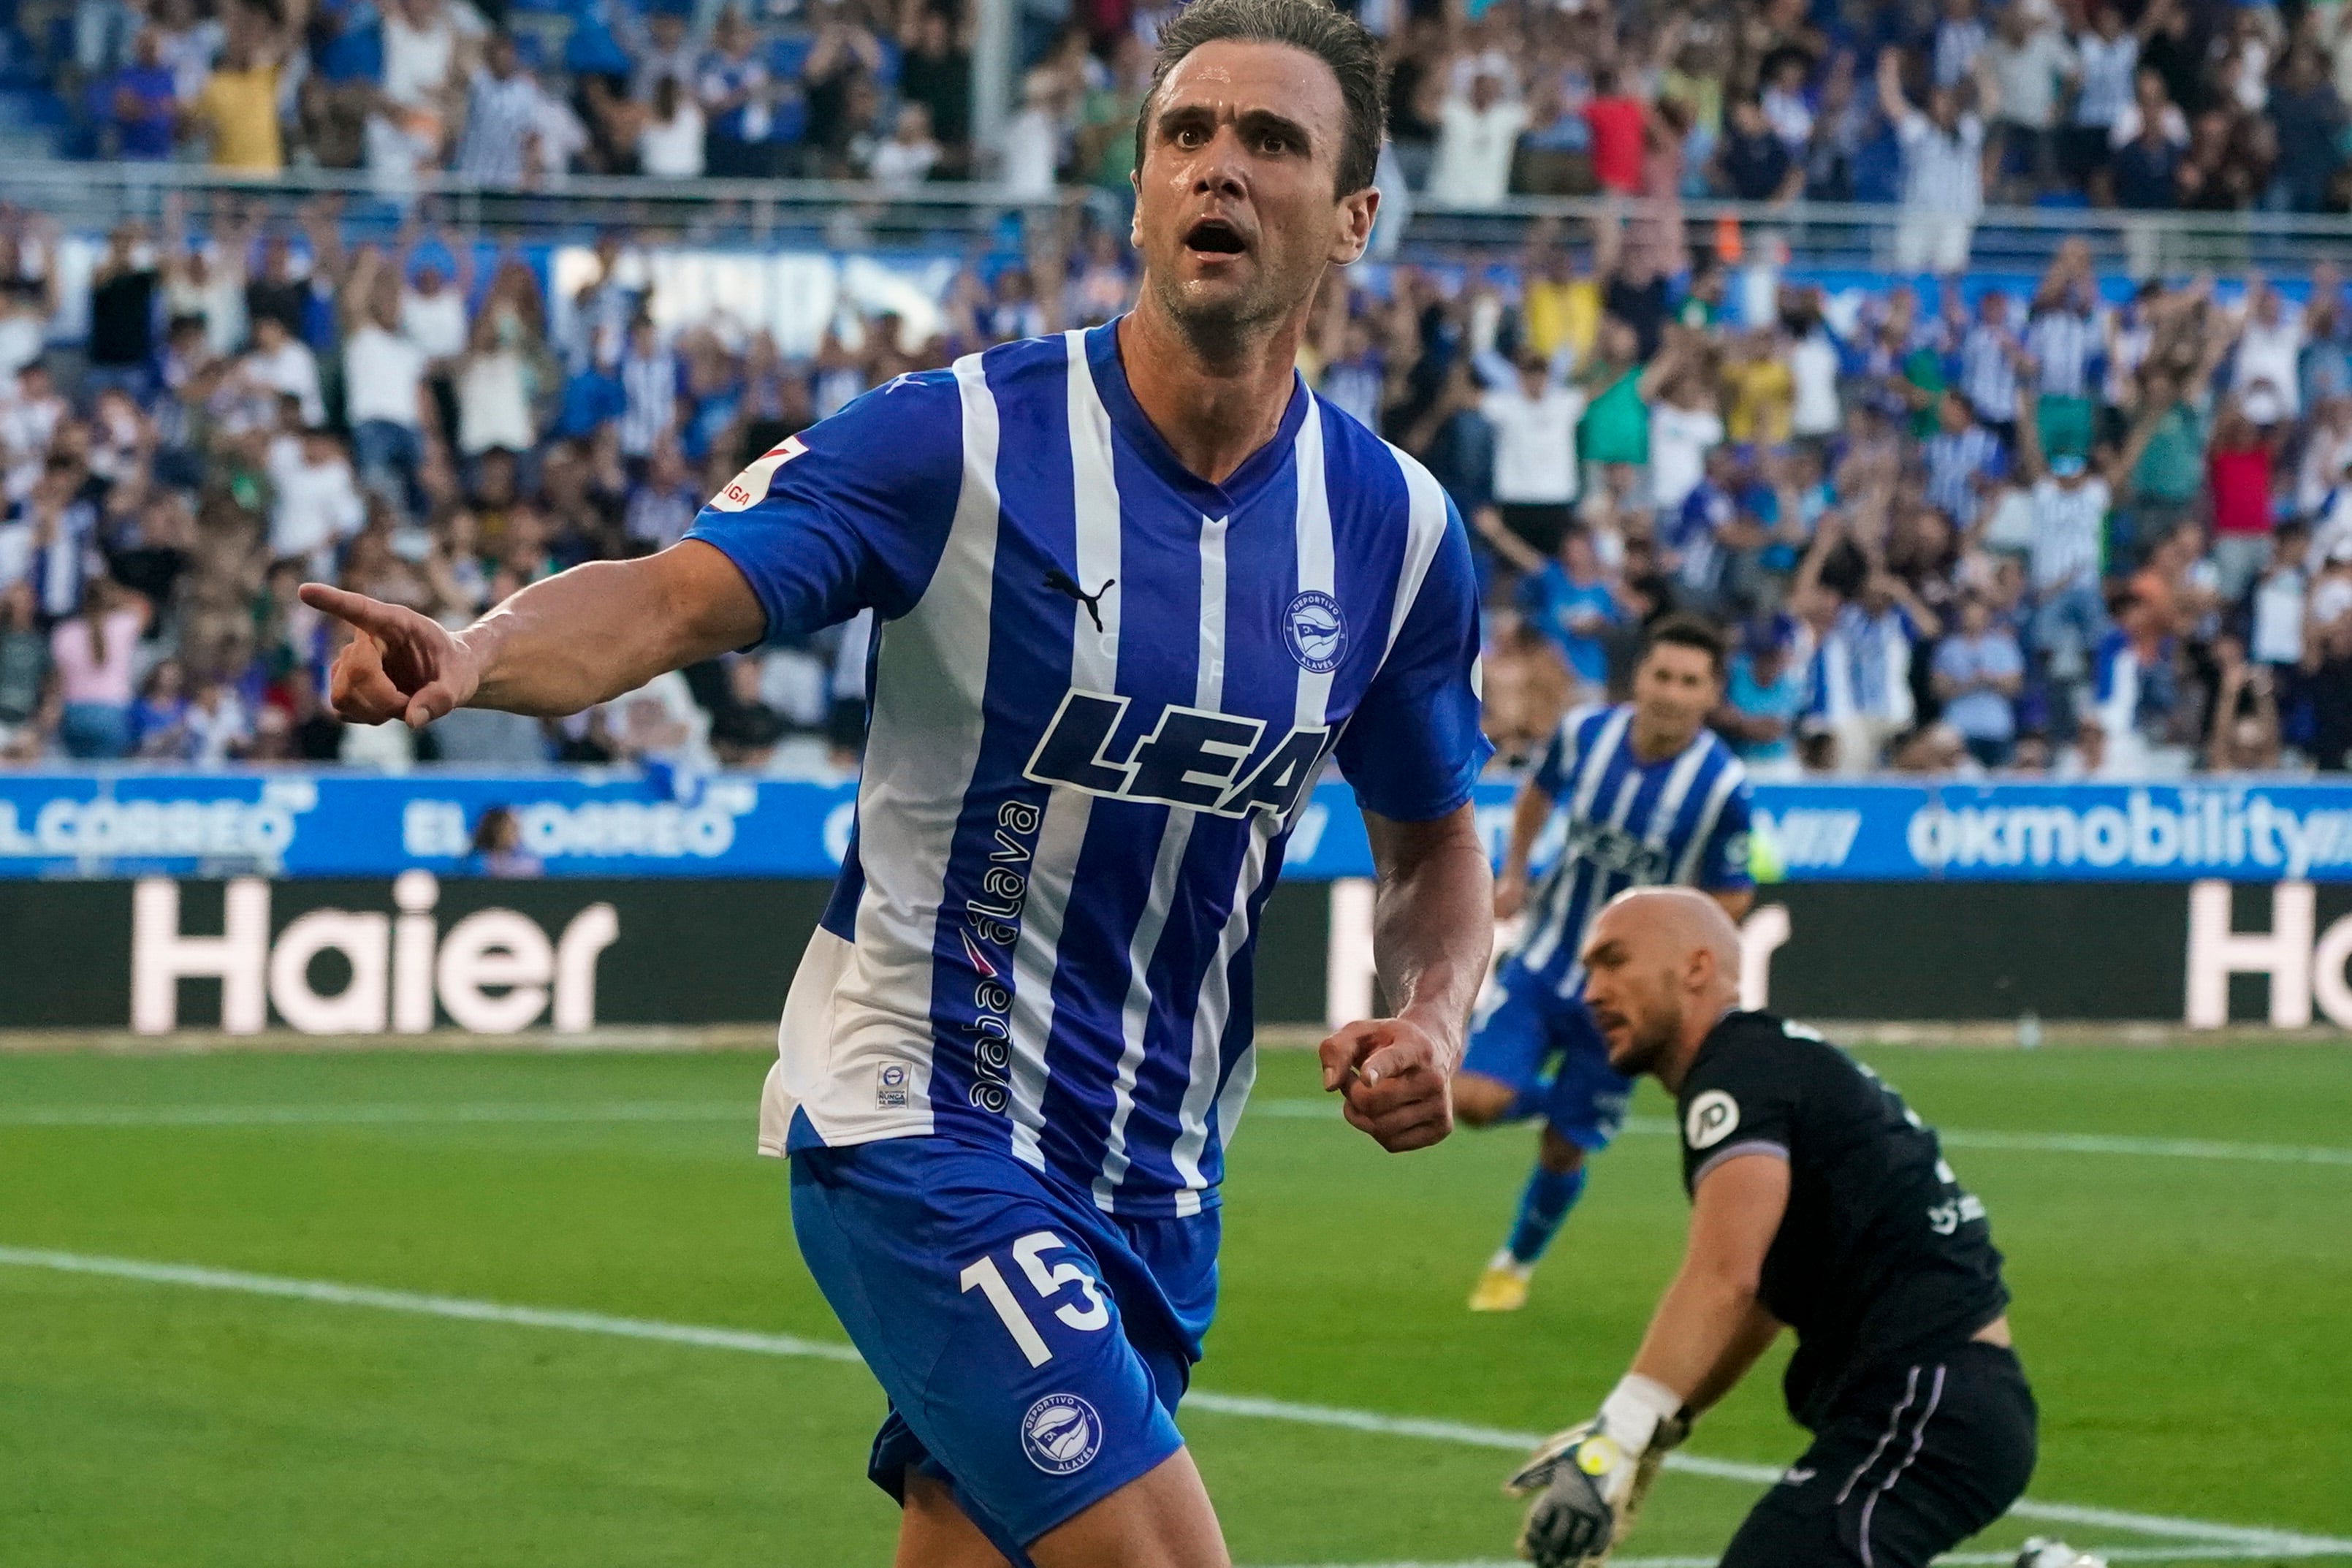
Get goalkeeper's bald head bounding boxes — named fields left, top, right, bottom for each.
left=1578, top=888, right=1744, bottom=1085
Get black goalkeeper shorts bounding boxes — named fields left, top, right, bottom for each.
left=1719, top=1341, right=2037, bottom=1568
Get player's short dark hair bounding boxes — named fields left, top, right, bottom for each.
left=1639, top=612, right=1729, bottom=677
left=1137, top=0, right=1388, bottom=199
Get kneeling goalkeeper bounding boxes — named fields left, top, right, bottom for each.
left=1507, top=888, right=2033, bottom=1568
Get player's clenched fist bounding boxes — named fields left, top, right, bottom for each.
left=1319, top=1015, right=1455, bottom=1152
left=300, top=583, right=484, bottom=729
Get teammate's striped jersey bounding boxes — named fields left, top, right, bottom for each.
left=1504, top=704, right=1754, bottom=1002
left=685, top=322, right=1490, bottom=1217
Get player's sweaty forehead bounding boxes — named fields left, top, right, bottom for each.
left=1148, top=40, right=1344, bottom=173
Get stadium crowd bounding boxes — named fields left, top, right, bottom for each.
left=5, top=0, right=2351, bottom=212
left=1, top=175, right=2350, bottom=779
left=6, top=0, right=2352, bottom=776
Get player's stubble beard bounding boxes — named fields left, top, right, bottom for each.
left=1141, top=248, right=1317, bottom=371
left=1604, top=985, right=1684, bottom=1081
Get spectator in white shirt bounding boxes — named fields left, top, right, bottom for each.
left=637, top=74, right=707, bottom=178
left=2233, top=283, right=2306, bottom=426
left=1787, top=298, right=1843, bottom=442
left=1643, top=334, right=1725, bottom=512
left=343, top=294, right=430, bottom=509
left=381, top=0, right=462, bottom=116
left=268, top=427, right=365, bottom=571
left=1879, top=47, right=1993, bottom=276
left=866, top=102, right=943, bottom=190
left=269, top=430, right=364, bottom=571
left=243, top=316, right=324, bottom=428
left=401, top=256, right=472, bottom=365
left=2245, top=521, right=2310, bottom=685
left=372, top=0, right=465, bottom=175
left=1982, top=6, right=2078, bottom=200
left=1430, top=67, right=1529, bottom=209
left=1, top=362, right=68, bottom=503
left=1477, top=346, right=1587, bottom=555
left=1000, top=68, right=1064, bottom=201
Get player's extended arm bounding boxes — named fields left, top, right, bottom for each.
left=1710, top=888, right=1754, bottom=923
left=301, top=541, right=768, bottom=726
left=1629, top=1152, right=1790, bottom=1401
left=1494, top=777, right=1556, bottom=919
left=1509, top=1153, right=1789, bottom=1568
left=1683, top=1298, right=1783, bottom=1417
left=1320, top=803, right=1493, bottom=1154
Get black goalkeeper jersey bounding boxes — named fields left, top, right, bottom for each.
left=1675, top=1011, right=2011, bottom=1431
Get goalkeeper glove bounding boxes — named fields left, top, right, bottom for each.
left=1506, top=1374, right=1688, bottom=1568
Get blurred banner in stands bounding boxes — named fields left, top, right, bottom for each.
left=11, top=772, right=2352, bottom=882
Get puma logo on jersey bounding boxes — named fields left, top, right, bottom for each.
left=1026, top=690, right=1332, bottom=821
left=1044, top=568, right=1116, bottom=633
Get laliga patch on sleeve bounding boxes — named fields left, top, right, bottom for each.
left=1684, top=1089, right=1740, bottom=1149
left=709, top=434, right=809, bottom=513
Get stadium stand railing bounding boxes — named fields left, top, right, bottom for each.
left=12, top=159, right=2352, bottom=275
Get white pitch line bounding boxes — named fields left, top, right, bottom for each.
left=1252, top=1550, right=2352, bottom=1568
left=0, top=1246, right=861, bottom=1364
left=1249, top=1103, right=2352, bottom=1168
left=3, top=1247, right=2345, bottom=1558
left=8, top=1102, right=2352, bottom=1170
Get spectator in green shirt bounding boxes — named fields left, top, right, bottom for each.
left=1577, top=317, right=1651, bottom=471
left=2131, top=367, right=2207, bottom=549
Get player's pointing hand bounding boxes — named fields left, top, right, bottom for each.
left=1320, top=1014, right=1455, bottom=1153
left=300, top=582, right=484, bottom=729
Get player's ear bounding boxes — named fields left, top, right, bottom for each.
left=1330, top=185, right=1379, bottom=267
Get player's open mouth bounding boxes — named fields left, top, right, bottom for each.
left=1182, top=218, right=1249, bottom=256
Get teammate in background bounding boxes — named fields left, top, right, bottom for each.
left=1507, top=888, right=2033, bottom=1568
left=1459, top=615, right=1754, bottom=1313
left=297, top=2, right=1496, bottom=1565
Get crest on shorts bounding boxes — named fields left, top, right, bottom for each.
left=1021, top=1394, right=1103, bottom=1474
left=1283, top=590, right=1347, bottom=674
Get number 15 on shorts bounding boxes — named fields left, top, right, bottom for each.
left=961, top=1231, right=1112, bottom=1367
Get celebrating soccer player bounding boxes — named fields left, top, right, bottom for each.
left=1459, top=615, right=1755, bottom=1313
left=1506, top=888, right=2034, bottom=1568
left=297, top=1, right=1496, bottom=1564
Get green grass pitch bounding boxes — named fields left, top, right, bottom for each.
left=1, top=1040, right=2347, bottom=1567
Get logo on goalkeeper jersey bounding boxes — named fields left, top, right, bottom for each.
left=1685, top=1090, right=1740, bottom=1149
left=1021, top=1394, right=1103, bottom=1474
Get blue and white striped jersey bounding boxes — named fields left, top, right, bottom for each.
left=688, top=322, right=1490, bottom=1217
left=1503, top=704, right=1753, bottom=1002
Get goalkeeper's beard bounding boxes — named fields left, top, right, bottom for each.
left=1604, top=998, right=1683, bottom=1081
